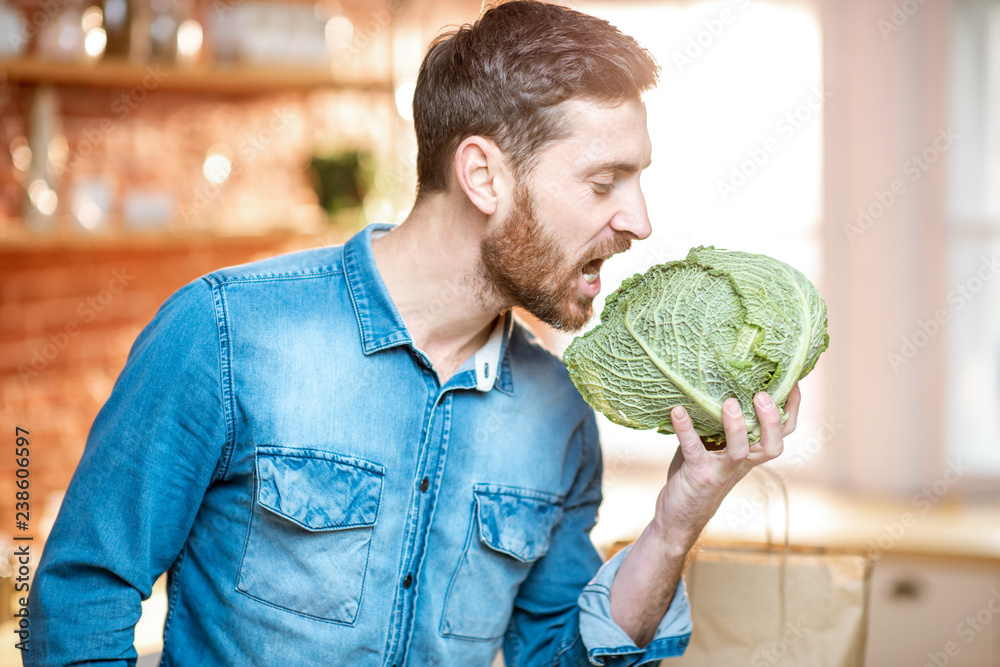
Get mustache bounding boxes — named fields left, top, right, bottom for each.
left=578, top=233, right=634, bottom=270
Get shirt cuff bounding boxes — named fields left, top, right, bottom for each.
left=577, top=545, right=692, bottom=666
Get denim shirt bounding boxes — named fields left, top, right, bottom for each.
left=29, top=223, right=691, bottom=667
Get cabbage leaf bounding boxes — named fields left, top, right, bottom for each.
left=563, top=246, right=829, bottom=445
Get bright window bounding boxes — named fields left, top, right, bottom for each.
left=947, top=0, right=1000, bottom=474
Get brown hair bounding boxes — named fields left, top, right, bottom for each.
left=412, top=0, right=659, bottom=199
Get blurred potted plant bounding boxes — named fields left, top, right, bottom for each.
left=307, top=150, right=374, bottom=233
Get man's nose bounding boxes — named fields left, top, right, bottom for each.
left=610, top=185, right=652, bottom=240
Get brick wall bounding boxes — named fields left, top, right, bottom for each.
left=0, top=233, right=332, bottom=545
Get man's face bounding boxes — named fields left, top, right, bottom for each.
left=480, top=97, right=653, bottom=331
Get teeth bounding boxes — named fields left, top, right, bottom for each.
left=583, top=272, right=599, bottom=284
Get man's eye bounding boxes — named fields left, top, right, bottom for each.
left=592, top=181, right=614, bottom=194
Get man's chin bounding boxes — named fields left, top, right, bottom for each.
left=531, top=297, right=594, bottom=333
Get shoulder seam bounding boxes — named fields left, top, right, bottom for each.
left=203, top=266, right=344, bottom=286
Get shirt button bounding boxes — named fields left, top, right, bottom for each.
left=419, top=477, right=429, bottom=493
left=403, top=573, right=413, bottom=589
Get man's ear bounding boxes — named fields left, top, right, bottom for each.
left=453, top=136, right=510, bottom=216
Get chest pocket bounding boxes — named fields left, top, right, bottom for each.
left=236, top=446, right=383, bottom=624
left=440, top=484, right=563, bottom=641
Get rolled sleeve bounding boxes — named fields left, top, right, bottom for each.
left=578, top=545, right=692, bottom=666
left=503, top=409, right=693, bottom=667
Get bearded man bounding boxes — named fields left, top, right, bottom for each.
left=29, top=1, right=799, bottom=665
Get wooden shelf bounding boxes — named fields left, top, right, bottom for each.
left=0, top=58, right=393, bottom=94
left=0, top=226, right=294, bottom=251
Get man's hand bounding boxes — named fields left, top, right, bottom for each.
left=653, top=383, right=802, bottom=546
left=608, top=384, right=801, bottom=648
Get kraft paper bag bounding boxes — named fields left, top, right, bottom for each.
left=665, top=467, right=871, bottom=666
left=667, top=545, right=872, bottom=667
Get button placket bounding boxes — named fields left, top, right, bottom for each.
left=385, top=387, right=451, bottom=667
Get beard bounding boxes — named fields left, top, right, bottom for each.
left=479, top=181, right=633, bottom=332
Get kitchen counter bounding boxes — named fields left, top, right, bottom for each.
left=593, top=459, right=1000, bottom=564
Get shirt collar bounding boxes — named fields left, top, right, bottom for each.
left=473, top=312, right=512, bottom=393
left=343, top=223, right=515, bottom=395
left=343, top=223, right=412, bottom=355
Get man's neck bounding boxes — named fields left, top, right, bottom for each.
left=371, top=194, right=505, bottom=383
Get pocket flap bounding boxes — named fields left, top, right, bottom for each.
left=256, top=447, right=384, bottom=532
left=474, top=485, right=563, bottom=562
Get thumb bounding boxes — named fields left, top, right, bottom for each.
left=667, top=444, right=684, bottom=479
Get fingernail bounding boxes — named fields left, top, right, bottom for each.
left=672, top=405, right=687, bottom=421
left=756, top=392, right=774, bottom=410
left=725, top=398, right=741, bottom=417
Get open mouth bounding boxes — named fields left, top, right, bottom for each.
left=582, top=258, right=605, bottom=284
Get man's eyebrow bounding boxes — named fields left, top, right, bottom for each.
left=583, top=159, right=653, bottom=175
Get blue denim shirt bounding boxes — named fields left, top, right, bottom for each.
left=29, top=223, right=691, bottom=666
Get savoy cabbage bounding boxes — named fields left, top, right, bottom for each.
left=563, top=246, right=828, bottom=445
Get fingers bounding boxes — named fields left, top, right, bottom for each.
left=671, top=391, right=787, bottom=474
left=781, top=383, right=802, bottom=436
left=720, top=398, right=750, bottom=465
left=670, top=405, right=706, bottom=466
left=753, top=391, right=784, bottom=460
